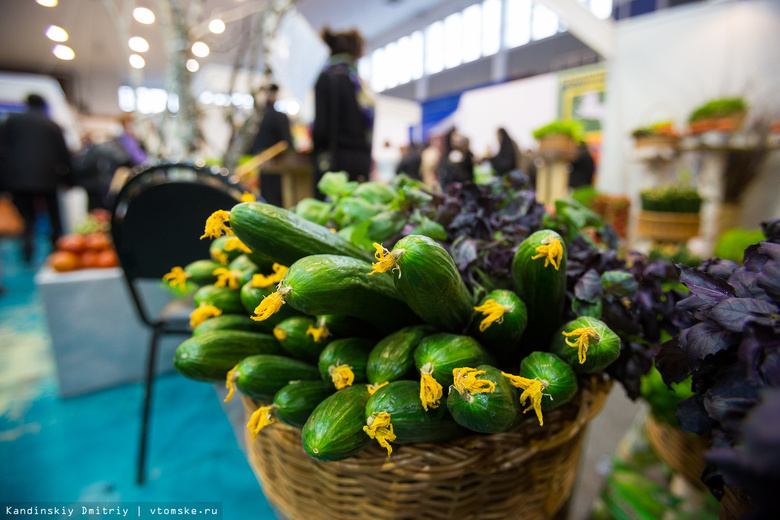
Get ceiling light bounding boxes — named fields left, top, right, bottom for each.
left=128, top=36, right=149, bottom=53
left=52, top=44, right=74, bottom=61
left=186, top=59, right=199, bottom=72
left=129, top=54, right=145, bottom=69
left=191, top=42, right=209, bottom=57
left=45, top=25, right=68, bottom=42
left=133, top=7, right=155, bottom=24
left=208, top=19, right=226, bottom=34
left=37, top=0, right=58, bottom=6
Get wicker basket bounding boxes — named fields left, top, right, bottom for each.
left=645, top=415, right=709, bottom=490
left=636, top=210, right=701, bottom=242
left=240, top=375, right=611, bottom=520
left=537, top=134, right=578, bottom=160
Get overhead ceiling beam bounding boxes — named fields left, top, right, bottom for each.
left=534, top=0, right=615, bottom=60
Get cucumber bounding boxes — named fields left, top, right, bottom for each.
left=301, top=384, right=372, bottom=461
left=316, top=315, right=378, bottom=339
left=228, top=254, right=260, bottom=286
left=194, top=284, right=245, bottom=314
left=232, top=354, right=321, bottom=401
left=503, top=351, right=578, bottom=426
left=183, top=259, right=222, bottom=285
left=364, top=380, right=465, bottom=455
left=192, top=314, right=270, bottom=336
left=230, top=202, right=373, bottom=266
left=413, top=333, right=495, bottom=411
left=470, top=290, right=528, bottom=363
left=272, top=380, right=336, bottom=428
left=373, top=235, right=473, bottom=332
left=367, top=325, right=435, bottom=386
left=246, top=251, right=276, bottom=274
left=274, top=316, right=330, bottom=363
left=253, top=255, right=419, bottom=332
left=318, top=338, right=374, bottom=389
left=210, top=235, right=243, bottom=265
left=447, top=365, right=522, bottom=434
left=239, top=281, right=302, bottom=328
left=551, top=316, right=621, bottom=373
left=512, top=230, right=567, bottom=348
left=173, top=330, right=282, bottom=383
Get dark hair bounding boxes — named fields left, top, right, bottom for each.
left=268, top=84, right=280, bottom=93
left=26, top=93, right=47, bottom=109
left=322, top=28, right=364, bottom=59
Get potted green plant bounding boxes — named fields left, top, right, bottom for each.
left=688, top=97, right=747, bottom=134
left=631, top=121, right=680, bottom=148
left=532, top=120, right=584, bottom=159
left=637, top=184, right=702, bottom=241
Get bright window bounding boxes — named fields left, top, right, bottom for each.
left=531, top=3, right=559, bottom=41
left=590, top=0, right=613, bottom=20
left=462, top=4, right=482, bottom=63
left=358, top=57, right=371, bottom=84
left=505, top=0, right=531, bottom=49
left=482, top=0, right=501, bottom=56
left=443, top=13, right=462, bottom=69
left=384, top=42, right=399, bottom=89
left=396, top=36, right=412, bottom=85
left=411, top=31, right=424, bottom=80
left=425, top=22, right=444, bottom=75
left=371, top=48, right=386, bottom=92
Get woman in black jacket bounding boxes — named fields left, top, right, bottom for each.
left=489, top=127, right=519, bottom=175
left=312, top=29, right=374, bottom=198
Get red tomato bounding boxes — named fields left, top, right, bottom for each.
left=50, top=251, right=81, bottom=272
left=81, top=251, right=99, bottom=269
left=56, top=234, right=87, bottom=254
left=96, top=249, right=119, bottom=268
left=84, top=232, right=112, bottom=251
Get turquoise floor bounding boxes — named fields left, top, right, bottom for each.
left=0, top=236, right=278, bottom=519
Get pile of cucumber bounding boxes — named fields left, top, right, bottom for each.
left=171, top=201, right=622, bottom=462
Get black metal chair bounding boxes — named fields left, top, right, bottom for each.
left=111, top=162, right=249, bottom=484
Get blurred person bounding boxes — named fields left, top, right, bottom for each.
left=249, top=84, right=292, bottom=155
left=439, top=128, right=474, bottom=191
left=312, top=28, right=374, bottom=199
left=568, top=141, right=596, bottom=188
left=0, top=94, right=71, bottom=264
left=373, top=140, right=401, bottom=184
left=71, top=133, right=128, bottom=210
left=396, top=142, right=423, bottom=181
left=488, top=127, right=520, bottom=175
left=419, top=138, right=442, bottom=191
left=117, top=113, right=148, bottom=166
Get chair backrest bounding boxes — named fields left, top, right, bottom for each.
left=111, top=162, right=248, bottom=326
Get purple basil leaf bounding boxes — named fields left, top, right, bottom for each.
left=700, top=258, right=740, bottom=280
left=677, top=264, right=737, bottom=306
left=680, top=321, right=738, bottom=370
left=601, top=270, right=639, bottom=301
left=761, top=218, right=780, bottom=243
left=450, top=237, right=479, bottom=271
left=743, top=244, right=768, bottom=273
left=710, top=298, right=780, bottom=333
left=677, top=294, right=707, bottom=312
left=760, top=352, right=780, bottom=388
left=676, top=395, right=716, bottom=435
left=655, top=338, right=691, bottom=384
left=703, top=373, right=759, bottom=439
left=738, top=326, right=780, bottom=386
left=574, top=269, right=602, bottom=303
left=756, top=242, right=780, bottom=301
left=728, top=267, right=769, bottom=301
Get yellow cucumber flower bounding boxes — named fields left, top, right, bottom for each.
left=251, top=288, right=289, bottom=321
left=247, top=405, right=277, bottom=439
left=162, top=266, right=188, bottom=291
left=369, top=242, right=402, bottom=277
left=240, top=192, right=256, bottom=203
left=222, top=237, right=253, bottom=253
left=273, top=327, right=287, bottom=341
left=190, top=303, right=222, bottom=329
left=328, top=364, right=355, bottom=390
left=562, top=327, right=600, bottom=364
left=531, top=235, right=564, bottom=270
left=251, top=263, right=289, bottom=288
left=224, top=364, right=240, bottom=403
left=367, top=381, right=389, bottom=395
left=201, top=210, right=233, bottom=239
left=212, top=268, right=241, bottom=290
left=474, top=299, right=513, bottom=332
left=306, top=325, right=330, bottom=343
left=212, top=249, right=229, bottom=265
left=502, top=372, right=549, bottom=426
left=452, top=367, right=496, bottom=396
left=363, top=412, right=396, bottom=457
left=419, top=363, right=443, bottom=411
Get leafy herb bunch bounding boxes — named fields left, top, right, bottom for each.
left=655, top=219, right=780, bottom=517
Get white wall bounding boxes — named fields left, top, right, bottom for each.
left=599, top=0, right=780, bottom=197
left=372, top=94, right=422, bottom=150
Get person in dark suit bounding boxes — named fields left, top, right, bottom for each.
left=0, top=94, right=71, bottom=264
left=312, top=28, right=374, bottom=199
left=249, top=84, right=292, bottom=155
left=489, top=127, right=519, bottom=175
left=568, top=141, right=596, bottom=188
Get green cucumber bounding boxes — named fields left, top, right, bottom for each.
left=413, top=333, right=494, bottom=411
left=246, top=252, right=276, bottom=273
left=192, top=314, right=270, bottom=336
left=272, top=380, right=336, bottom=428
left=365, top=381, right=466, bottom=450
left=193, top=284, right=245, bottom=314
left=210, top=235, right=243, bottom=264
left=318, top=338, right=374, bottom=389
left=470, top=290, right=528, bottom=363
left=273, top=316, right=330, bottom=363
left=517, top=351, right=578, bottom=413
left=367, top=325, right=435, bottom=385
left=230, top=202, right=373, bottom=266
left=234, top=355, right=321, bottom=401
left=551, top=316, right=621, bottom=373
left=228, top=254, right=260, bottom=286
left=446, top=365, right=522, bottom=434
left=379, top=235, right=473, bottom=332
left=183, top=259, right=222, bottom=285
left=259, top=254, right=419, bottom=332
left=302, top=384, right=372, bottom=461
left=512, top=229, right=567, bottom=348
left=173, top=330, right=282, bottom=383
left=240, top=281, right=302, bottom=328
left=315, top=315, right=378, bottom=339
